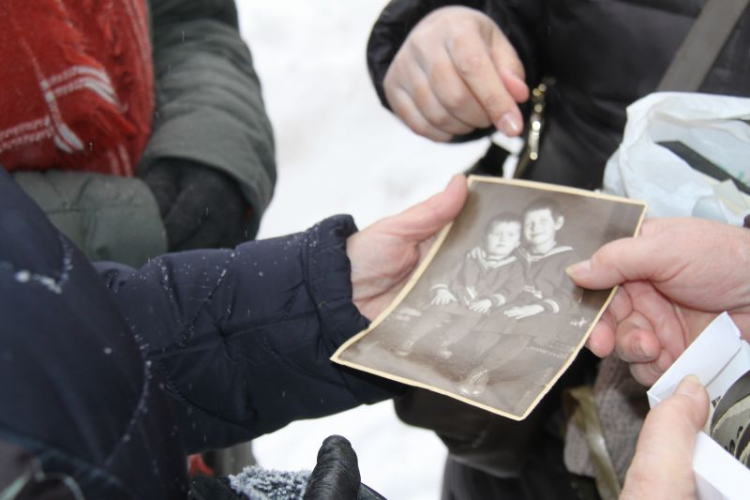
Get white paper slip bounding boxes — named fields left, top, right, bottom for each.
left=648, top=312, right=750, bottom=500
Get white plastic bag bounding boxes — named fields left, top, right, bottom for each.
left=603, top=92, right=750, bottom=225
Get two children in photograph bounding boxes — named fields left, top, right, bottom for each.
left=385, top=195, right=584, bottom=403
left=334, top=177, right=647, bottom=422
left=457, top=197, right=583, bottom=399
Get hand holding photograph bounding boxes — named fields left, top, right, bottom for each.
left=333, top=176, right=647, bottom=420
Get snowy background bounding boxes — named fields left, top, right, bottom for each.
left=236, top=1, right=490, bottom=498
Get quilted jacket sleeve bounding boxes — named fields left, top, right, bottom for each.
left=367, top=0, right=547, bottom=136
left=140, top=0, right=276, bottom=238
left=96, top=215, right=402, bottom=454
left=12, top=171, right=167, bottom=268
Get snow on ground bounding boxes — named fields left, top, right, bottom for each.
left=236, top=2, right=489, bottom=498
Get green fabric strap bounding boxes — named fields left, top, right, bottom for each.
left=658, top=0, right=750, bottom=92
left=566, top=386, right=622, bottom=500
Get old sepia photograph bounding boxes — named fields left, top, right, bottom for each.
left=332, top=176, right=647, bottom=420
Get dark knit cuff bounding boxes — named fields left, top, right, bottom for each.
left=302, top=215, right=405, bottom=402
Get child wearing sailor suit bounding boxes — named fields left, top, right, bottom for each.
left=459, top=198, right=583, bottom=403
left=392, top=212, right=525, bottom=360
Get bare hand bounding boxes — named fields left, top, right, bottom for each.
left=621, top=375, right=708, bottom=500
left=469, top=299, right=493, bottom=314
left=432, top=288, right=458, bottom=306
left=348, top=176, right=468, bottom=320
left=568, top=218, right=750, bottom=385
left=504, top=304, right=544, bottom=319
left=466, top=245, right=485, bottom=260
left=384, top=6, right=529, bottom=142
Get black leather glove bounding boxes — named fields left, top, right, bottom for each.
left=142, top=159, right=250, bottom=251
left=187, top=436, right=385, bottom=500
left=304, top=435, right=385, bottom=500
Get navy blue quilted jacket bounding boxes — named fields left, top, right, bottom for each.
left=0, top=169, right=398, bottom=499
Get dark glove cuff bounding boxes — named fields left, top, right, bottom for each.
left=301, top=214, right=364, bottom=350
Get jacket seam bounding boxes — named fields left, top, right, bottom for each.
left=154, top=359, right=255, bottom=431
left=179, top=250, right=238, bottom=346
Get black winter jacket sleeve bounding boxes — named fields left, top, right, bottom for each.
left=96, top=216, right=401, bottom=454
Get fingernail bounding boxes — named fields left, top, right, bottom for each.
left=676, top=375, right=702, bottom=396
left=448, top=173, right=466, bottom=187
left=497, top=112, right=521, bottom=136
left=566, top=260, right=591, bottom=279
left=508, top=71, right=525, bottom=84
